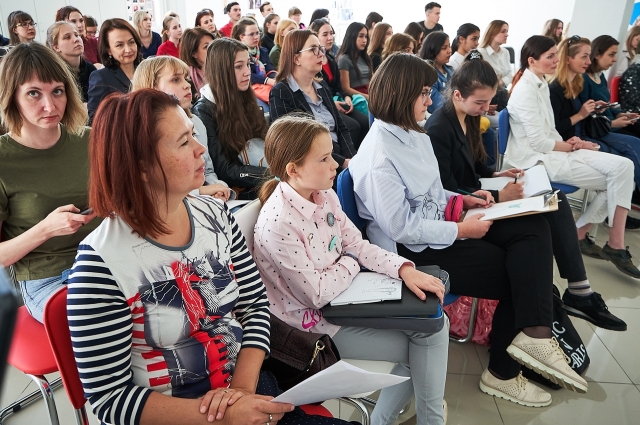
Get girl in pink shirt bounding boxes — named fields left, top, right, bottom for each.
left=253, top=115, right=449, bottom=425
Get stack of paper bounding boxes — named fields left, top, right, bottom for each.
left=330, top=273, right=402, bottom=306
left=464, top=195, right=556, bottom=221
left=479, top=164, right=552, bottom=198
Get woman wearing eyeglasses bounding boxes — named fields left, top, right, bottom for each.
left=269, top=30, right=356, bottom=171
left=133, top=10, right=162, bottom=58
left=7, top=11, right=36, bottom=45
left=232, top=18, right=276, bottom=113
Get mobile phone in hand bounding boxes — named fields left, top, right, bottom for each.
left=79, top=208, right=94, bottom=215
left=339, top=102, right=349, bottom=109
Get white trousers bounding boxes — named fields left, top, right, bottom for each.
left=540, top=150, right=634, bottom=228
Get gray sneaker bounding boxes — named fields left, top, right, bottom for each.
left=579, top=233, right=604, bottom=259
left=600, top=243, right=640, bottom=278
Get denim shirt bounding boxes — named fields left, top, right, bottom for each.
left=427, top=64, right=454, bottom=114
left=349, top=120, right=459, bottom=254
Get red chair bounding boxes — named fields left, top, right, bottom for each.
left=0, top=306, right=62, bottom=424
left=43, top=287, right=90, bottom=425
left=300, top=404, right=334, bottom=417
left=610, top=76, right=622, bottom=103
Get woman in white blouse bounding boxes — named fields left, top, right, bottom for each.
left=478, top=20, right=512, bottom=124
left=506, top=35, right=640, bottom=278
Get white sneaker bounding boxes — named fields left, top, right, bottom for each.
left=479, top=369, right=552, bottom=407
left=443, top=399, right=447, bottom=424
left=507, top=332, right=588, bottom=393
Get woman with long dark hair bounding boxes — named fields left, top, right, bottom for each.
left=404, top=22, right=425, bottom=53
left=368, top=22, right=393, bottom=71
left=417, top=31, right=452, bottom=113
left=192, top=38, right=269, bottom=198
left=261, top=13, right=279, bottom=52
left=337, top=22, right=373, bottom=99
left=542, top=19, right=564, bottom=45
left=448, top=23, right=480, bottom=71
left=179, top=27, right=214, bottom=97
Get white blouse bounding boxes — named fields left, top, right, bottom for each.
left=479, top=45, right=513, bottom=87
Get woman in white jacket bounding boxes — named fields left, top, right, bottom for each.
left=505, top=35, right=640, bottom=278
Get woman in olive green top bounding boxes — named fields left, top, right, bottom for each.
left=0, top=43, right=99, bottom=323
left=269, top=18, right=298, bottom=69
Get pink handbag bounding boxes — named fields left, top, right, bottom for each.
left=444, top=296, right=499, bottom=346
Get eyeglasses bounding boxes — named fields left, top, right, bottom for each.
left=243, top=31, right=260, bottom=38
left=86, top=30, right=97, bottom=37
left=567, top=35, right=581, bottom=45
left=421, top=88, right=433, bottom=103
left=299, top=45, right=327, bottom=56
left=15, top=22, right=36, bottom=28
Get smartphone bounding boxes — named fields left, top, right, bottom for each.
left=628, top=116, right=640, bottom=123
left=339, top=102, right=349, bottom=109
left=79, top=208, right=94, bottom=215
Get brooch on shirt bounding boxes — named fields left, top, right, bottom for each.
left=328, top=235, right=338, bottom=252
left=327, top=212, right=335, bottom=227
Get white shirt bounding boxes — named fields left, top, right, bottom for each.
left=447, top=52, right=465, bottom=71
left=479, top=45, right=513, bottom=87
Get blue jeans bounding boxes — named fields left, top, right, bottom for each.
left=19, top=269, right=70, bottom=323
left=585, top=132, right=640, bottom=187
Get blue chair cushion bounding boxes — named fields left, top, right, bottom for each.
left=336, top=169, right=367, bottom=230
left=498, top=108, right=510, bottom=156
left=550, top=183, right=579, bottom=194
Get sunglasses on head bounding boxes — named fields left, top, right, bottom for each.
left=567, top=35, right=581, bottom=45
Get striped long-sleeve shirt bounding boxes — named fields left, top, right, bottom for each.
left=67, top=196, right=270, bottom=425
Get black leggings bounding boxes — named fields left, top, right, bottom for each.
left=398, top=214, right=554, bottom=379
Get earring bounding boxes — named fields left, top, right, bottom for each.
left=109, top=55, right=112, bottom=58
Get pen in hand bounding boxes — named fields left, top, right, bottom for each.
left=455, top=189, right=495, bottom=203
left=514, top=173, right=520, bottom=184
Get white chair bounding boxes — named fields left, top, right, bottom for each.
left=232, top=200, right=412, bottom=425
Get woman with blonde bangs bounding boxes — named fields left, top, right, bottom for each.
left=47, top=21, right=96, bottom=103
left=192, top=38, right=269, bottom=199
left=0, top=42, right=97, bottom=323
left=550, top=36, right=640, bottom=226
left=382, top=33, right=417, bottom=60
left=269, top=18, right=298, bottom=69
left=132, top=56, right=233, bottom=201
left=368, top=22, right=392, bottom=71
left=133, top=10, right=162, bottom=58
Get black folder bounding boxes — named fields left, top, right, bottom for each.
left=322, top=265, right=443, bottom=319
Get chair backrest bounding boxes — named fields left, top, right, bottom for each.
left=43, top=287, right=86, bottom=410
left=232, top=199, right=262, bottom=254
left=610, top=75, right=621, bottom=104
left=0, top=267, right=18, bottom=391
left=368, top=112, right=375, bottom=127
left=498, top=108, right=510, bottom=155
left=336, top=168, right=366, bottom=231
left=504, top=46, right=515, bottom=64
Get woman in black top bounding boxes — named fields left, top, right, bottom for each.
left=46, top=21, right=96, bottom=103
left=269, top=29, right=355, bottom=169
left=261, top=13, right=279, bottom=52
left=426, top=53, right=626, bottom=332
left=310, top=19, right=369, bottom=148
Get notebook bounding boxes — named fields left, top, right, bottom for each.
left=329, top=273, right=402, bottom=306
left=479, top=164, right=552, bottom=198
left=463, top=194, right=558, bottom=221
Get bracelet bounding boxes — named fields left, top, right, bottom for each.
left=264, top=77, right=270, bottom=84
left=342, top=252, right=359, bottom=264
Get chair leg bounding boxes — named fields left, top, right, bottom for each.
left=0, top=377, right=62, bottom=424
left=449, top=297, right=479, bottom=344
left=29, top=374, right=60, bottom=425
left=74, top=407, right=90, bottom=425
left=339, top=397, right=370, bottom=425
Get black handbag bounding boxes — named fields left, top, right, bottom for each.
left=583, top=113, right=611, bottom=139
left=261, top=314, right=341, bottom=391
left=523, top=285, right=590, bottom=389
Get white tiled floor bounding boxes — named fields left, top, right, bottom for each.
left=2, top=223, right=640, bottom=424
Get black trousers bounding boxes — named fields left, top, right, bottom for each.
left=543, top=190, right=587, bottom=283
left=616, top=120, right=640, bottom=139
left=341, top=110, right=369, bottom=151
left=398, top=214, right=554, bottom=379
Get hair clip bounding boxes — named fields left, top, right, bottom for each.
left=274, top=176, right=281, bottom=182
left=468, top=50, right=482, bottom=60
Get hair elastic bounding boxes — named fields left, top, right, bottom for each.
left=274, top=176, right=281, bottom=181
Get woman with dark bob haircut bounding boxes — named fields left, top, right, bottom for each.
left=350, top=52, right=588, bottom=407
left=0, top=42, right=96, bottom=323
left=68, top=88, right=355, bottom=425
left=87, top=18, right=142, bottom=123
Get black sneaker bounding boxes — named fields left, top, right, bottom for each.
left=579, top=233, right=604, bottom=259
left=600, top=243, right=640, bottom=278
left=562, top=291, right=627, bottom=331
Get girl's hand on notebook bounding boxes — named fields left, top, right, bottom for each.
left=399, top=264, right=445, bottom=304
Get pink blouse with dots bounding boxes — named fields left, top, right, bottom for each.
left=253, top=182, right=412, bottom=336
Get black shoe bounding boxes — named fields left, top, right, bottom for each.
left=604, top=216, right=640, bottom=230
left=600, top=243, right=640, bottom=278
left=562, top=291, right=627, bottom=331
left=579, top=233, right=604, bottom=259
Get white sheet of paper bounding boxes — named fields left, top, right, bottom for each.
left=270, top=361, right=409, bottom=406
left=464, top=195, right=550, bottom=221
left=330, top=272, right=402, bottom=306
left=479, top=164, right=552, bottom=198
